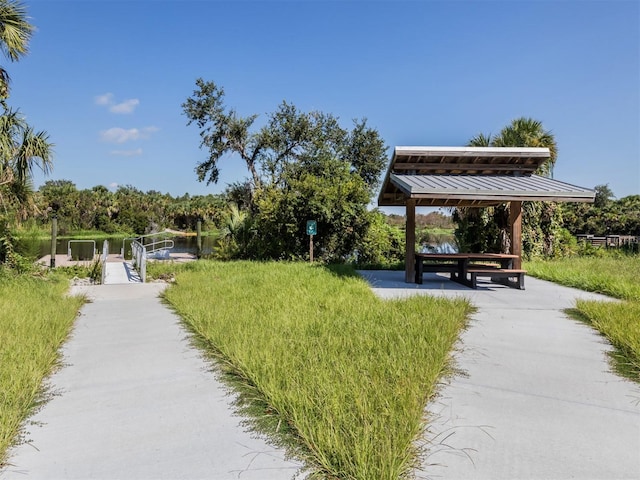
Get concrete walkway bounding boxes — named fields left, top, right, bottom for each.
left=102, top=261, right=142, bottom=284
left=359, top=271, right=640, bottom=480
left=2, top=283, right=300, bottom=480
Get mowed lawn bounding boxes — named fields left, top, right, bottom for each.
left=525, top=255, right=640, bottom=381
left=162, top=261, right=473, bottom=479
left=0, top=274, right=84, bottom=466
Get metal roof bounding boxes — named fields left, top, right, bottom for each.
left=381, top=174, right=595, bottom=207
left=377, top=146, right=595, bottom=207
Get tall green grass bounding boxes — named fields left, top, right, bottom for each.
left=0, top=273, right=84, bottom=466
left=524, top=256, right=640, bottom=301
left=163, top=261, right=472, bottom=479
left=525, top=255, right=640, bottom=382
left=574, top=300, right=640, bottom=379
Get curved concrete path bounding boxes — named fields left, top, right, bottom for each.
left=359, top=271, right=640, bottom=480
left=2, top=283, right=300, bottom=480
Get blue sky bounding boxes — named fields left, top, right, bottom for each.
left=9, top=0, right=640, bottom=207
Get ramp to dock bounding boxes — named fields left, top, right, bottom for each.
left=103, top=260, right=142, bottom=284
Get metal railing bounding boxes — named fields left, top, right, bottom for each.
left=121, top=233, right=175, bottom=260
left=144, top=239, right=174, bottom=257
left=101, top=240, right=109, bottom=284
left=131, top=240, right=147, bottom=283
left=67, top=240, right=96, bottom=261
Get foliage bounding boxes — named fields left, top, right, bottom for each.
left=0, top=0, right=33, bottom=102
left=182, top=78, right=262, bottom=187
left=0, top=2, right=54, bottom=268
left=0, top=108, right=53, bottom=222
left=354, top=209, right=405, bottom=266
left=253, top=156, right=372, bottom=262
left=31, top=180, right=225, bottom=236
left=163, top=261, right=472, bottom=479
left=183, top=78, right=388, bottom=262
left=455, top=117, right=561, bottom=256
left=560, top=192, right=640, bottom=237
left=216, top=202, right=252, bottom=259
left=0, top=273, right=84, bottom=466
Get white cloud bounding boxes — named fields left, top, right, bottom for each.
left=109, top=99, right=140, bottom=114
left=100, top=126, right=159, bottom=143
left=95, top=92, right=114, bottom=106
left=110, top=148, right=143, bottom=156
left=95, top=93, right=140, bottom=114
left=109, top=182, right=119, bottom=189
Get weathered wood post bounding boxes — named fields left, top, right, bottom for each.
left=509, top=201, right=523, bottom=269
left=196, top=219, right=202, bottom=259
left=405, top=198, right=416, bottom=283
left=50, top=215, right=57, bottom=268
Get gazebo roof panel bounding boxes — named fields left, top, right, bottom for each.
left=377, top=146, right=595, bottom=207
left=378, top=174, right=595, bottom=207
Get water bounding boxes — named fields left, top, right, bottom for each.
left=15, top=235, right=217, bottom=260
left=17, top=234, right=457, bottom=260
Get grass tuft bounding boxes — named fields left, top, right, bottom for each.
left=162, top=261, right=472, bottom=479
left=524, top=256, right=640, bottom=302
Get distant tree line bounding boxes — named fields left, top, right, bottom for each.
left=560, top=186, right=640, bottom=237
left=31, top=180, right=226, bottom=235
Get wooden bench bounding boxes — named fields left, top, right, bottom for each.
left=465, top=268, right=526, bottom=290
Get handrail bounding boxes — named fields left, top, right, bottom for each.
left=121, top=237, right=137, bottom=259
left=101, top=240, right=109, bottom=284
left=131, top=240, right=147, bottom=283
left=122, top=232, right=174, bottom=259
left=67, top=240, right=96, bottom=261
left=144, top=239, right=174, bottom=255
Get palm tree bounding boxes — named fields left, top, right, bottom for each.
left=0, top=0, right=33, bottom=101
left=0, top=108, right=53, bottom=218
left=459, top=118, right=560, bottom=254
left=472, top=117, right=557, bottom=177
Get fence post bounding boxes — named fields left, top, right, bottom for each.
left=50, top=215, right=57, bottom=268
left=197, top=220, right=202, bottom=259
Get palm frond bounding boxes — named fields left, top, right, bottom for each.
left=467, top=132, right=493, bottom=147
left=0, top=0, right=33, bottom=61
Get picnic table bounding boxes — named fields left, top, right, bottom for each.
left=415, top=252, right=525, bottom=289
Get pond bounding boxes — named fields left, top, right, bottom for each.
left=16, top=233, right=458, bottom=261
left=15, top=235, right=218, bottom=261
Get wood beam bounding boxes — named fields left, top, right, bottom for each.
left=509, top=201, right=523, bottom=269
left=393, top=163, right=536, bottom=172
left=405, top=198, right=416, bottom=283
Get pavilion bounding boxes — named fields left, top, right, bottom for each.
left=377, top=146, right=595, bottom=283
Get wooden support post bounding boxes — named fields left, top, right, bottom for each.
left=50, top=215, right=57, bottom=268
left=405, top=198, right=416, bottom=283
left=509, top=201, right=523, bottom=270
left=196, top=220, right=202, bottom=259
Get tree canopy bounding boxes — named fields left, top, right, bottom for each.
left=183, top=79, right=387, bottom=195
left=183, top=78, right=388, bottom=261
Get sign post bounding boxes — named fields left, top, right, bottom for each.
left=306, top=220, right=317, bottom=263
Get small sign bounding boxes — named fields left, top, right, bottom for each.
left=306, top=220, right=317, bottom=235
